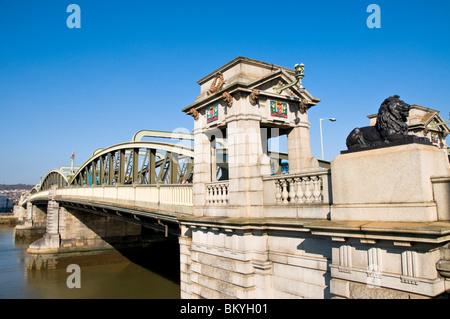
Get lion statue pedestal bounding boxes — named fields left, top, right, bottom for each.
left=330, top=95, right=450, bottom=222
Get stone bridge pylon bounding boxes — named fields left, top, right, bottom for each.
left=178, top=57, right=450, bottom=299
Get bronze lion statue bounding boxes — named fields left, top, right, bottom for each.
left=346, top=95, right=411, bottom=149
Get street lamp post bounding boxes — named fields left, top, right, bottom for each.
left=320, top=118, right=336, bottom=160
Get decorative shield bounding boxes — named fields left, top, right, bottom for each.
left=431, top=132, right=439, bottom=143
left=207, top=105, right=219, bottom=123
left=270, top=101, right=287, bottom=118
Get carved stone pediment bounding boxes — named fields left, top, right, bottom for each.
left=247, top=70, right=320, bottom=109
left=253, top=78, right=295, bottom=97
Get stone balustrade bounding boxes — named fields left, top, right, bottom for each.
left=262, top=170, right=331, bottom=219
left=276, top=175, right=322, bottom=204
left=42, top=184, right=194, bottom=216
left=265, top=170, right=330, bottom=205
left=205, top=181, right=229, bottom=206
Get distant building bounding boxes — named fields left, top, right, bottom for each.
left=0, top=193, right=13, bottom=213
left=368, top=104, right=450, bottom=159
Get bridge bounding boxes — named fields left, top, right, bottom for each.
left=14, top=57, right=450, bottom=299
left=21, top=137, right=195, bottom=237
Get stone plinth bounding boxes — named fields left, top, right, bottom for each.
left=331, top=143, right=450, bottom=222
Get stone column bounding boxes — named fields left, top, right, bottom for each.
left=192, top=126, right=213, bottom=216
left=287, top=121, right=319, bottom=174
left=227, top=117, right=265, bottom=218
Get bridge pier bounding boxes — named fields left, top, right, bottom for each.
left=14, top=202, right=47, bottom=239
left=13, top=204, right=26, bottom=223
left=27, top=199, right=61, bottom=251
left=26, top=188, right=143, bottom=270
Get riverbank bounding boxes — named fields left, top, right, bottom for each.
left=0, top=214, right=18, bottom=225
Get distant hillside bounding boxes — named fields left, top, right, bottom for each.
left=0, top=184, right=35, bottom=191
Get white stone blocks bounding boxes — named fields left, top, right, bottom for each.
left=331, top=143, right=450, bottom=222
left=431, top=176, right=450, bottom=220
left=330, top=278, right=350, bottom=298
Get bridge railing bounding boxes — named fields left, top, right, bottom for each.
left=262, top=169, right=332, bottom=219
left=55, top=184, right=193, bottom=216
left=205, top=181, right=229, bottom=206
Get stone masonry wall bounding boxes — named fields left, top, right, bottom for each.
left=180, top=224, right=332, bottom=299
left=58, top=206, right=142, bottom=249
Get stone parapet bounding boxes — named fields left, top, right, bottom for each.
left=55, top=184, right=193, bottom=217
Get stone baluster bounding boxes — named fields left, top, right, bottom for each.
left=216, top=185, right=222, bottom=205
left=217, top=185, right=221, bottom=204
left=281, top=180, right=289, bottom=204
left=209, top=185, right=213, bottom=204
left=222, top=184, right=228, bottom=205
left=206, top=185, right=212, bottom=204
left=214, top=185, right=218, bottom=204
left=220, top=184, right=226, bottom=205
left=288, top=179, right=296, bottom=203
left=275, top=181, right=282, bottom=204
left=304, top=177, right=313, bottom=203
left=295, top=178, right=305, bottom=204
left=312, top=176, right=322, bottom=202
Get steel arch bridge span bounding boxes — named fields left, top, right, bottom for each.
left=39, top=169, right=71, bottom=191
left=70, top=141, right=194, bottom=187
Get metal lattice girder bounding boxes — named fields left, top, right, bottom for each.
left=37, top=140, right=293, bottom=191
left=39, top=168, right=71, bottom=191
left=69, top=141, right=194, bottom=187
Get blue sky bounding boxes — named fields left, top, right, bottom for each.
left=0, top=0, right=449, bottom=185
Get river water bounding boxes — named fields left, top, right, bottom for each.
left=0, top=224, right=181, bottom=299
